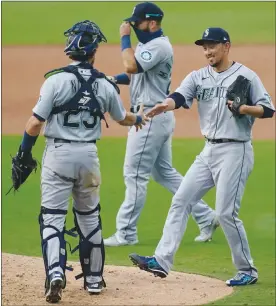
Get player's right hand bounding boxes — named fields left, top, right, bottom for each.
left=146, top=103, right=169, bottom=118
left=120, top=22, right=131, bottom=37
left=135, top=104, right=149, bottom=132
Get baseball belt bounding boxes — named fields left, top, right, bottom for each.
left=54, top=138, right=96, bottom=144
left=130, top=103, right=162, bottom=113
left=205, top=138, right=246, bottom=144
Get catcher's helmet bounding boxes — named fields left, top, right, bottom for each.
left=64, top=20, right=107, bottom=58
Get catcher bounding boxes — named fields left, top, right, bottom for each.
left=129, top=27, right=275, bottom=287
left=9, top=20, right=147, bottom=303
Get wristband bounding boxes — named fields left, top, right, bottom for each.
left=121, top=35, right=131, bottom=51
left=135, top=115, right=143, bottom=125
left=169, top=92, right=188, bottom=109
left=21, top=131, right=38, bottom=152
left=261, top=105, right=275, bottom=118
left=115, top=73, right=130, bottom=85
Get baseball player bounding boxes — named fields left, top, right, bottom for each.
left=129, top=27, right=275, bottom=286
left=10, top=20, right=148, bottom=303
left=104, top=2, right=218, bottom=247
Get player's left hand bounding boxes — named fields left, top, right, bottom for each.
left=120, top=22, right=131, bottom=37
left=226, top=100, right=233, bottom=110
left=135, top=104, right=149, bottom=132
left=226, top=100, right=247, bottom=115
left=146, top=103, right=169, bottom=118
left=6, top=146, right=38, bottom=195
left=226, top=75, right=250, bottom=118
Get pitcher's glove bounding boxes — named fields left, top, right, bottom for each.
left=226, top=75, right=251, bottom=118
left=6, top=146, right=38, bottom=195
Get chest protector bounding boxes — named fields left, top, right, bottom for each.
left=44, top=64, right=120, bottom=128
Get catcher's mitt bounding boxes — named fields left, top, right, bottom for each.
left=226, top=75, right=251, bottom=118
left=6, top=146, right=38, bottom=195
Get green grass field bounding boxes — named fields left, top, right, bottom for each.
left=2, top=2, right=275, bottom=45
left=2, top=136, right=275, bottom=305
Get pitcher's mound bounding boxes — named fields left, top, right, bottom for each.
left=2, top=253, right=233, bottom=305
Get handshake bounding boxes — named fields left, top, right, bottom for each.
left=133, top=104, right=149, bottom=132
left=131, top=103, right=170, bottom=132
left=106, top=75, right=170, bottom=131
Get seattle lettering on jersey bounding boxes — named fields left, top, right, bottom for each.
left=175, top=62, right=275, bottom=141
left=196, top=85, right=228, bottom=101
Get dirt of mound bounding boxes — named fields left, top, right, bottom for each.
left=2, top=44, right=275, bottom=139
left=2, top=253, right=233, bottom=305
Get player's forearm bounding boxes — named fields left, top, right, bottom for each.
left=118, top=112, right=140, bottom=126
left=239, top=105, right=274, bottom=118
left=243, top=105, right=274, bottom=118
left=25, top=115, right=44, bottom=136
left=122, top=49, right=138, bottom=74
left=20, top=115, right=43, bottom=152
left=163, top=98, right=176, bottom=111
left=121, top=35, right=138, bottom=74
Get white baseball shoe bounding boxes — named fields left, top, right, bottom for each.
left=104, top=234, right=138, bottom=247
left=194, top=217, right=219, bottom=242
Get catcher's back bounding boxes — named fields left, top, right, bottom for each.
left=33, top=65, right=124, bottom=143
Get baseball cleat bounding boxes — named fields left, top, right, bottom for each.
left=45, top=271, right=65, bottom=303
left=129, top=253, right=168, bottom=278
left=226, top=272, right=258, bottom=286
left=86, top=279, right=106, bottom=294
left=104, top=234, right=138, bottom=247
left=194, top=216, right=219, bottom=242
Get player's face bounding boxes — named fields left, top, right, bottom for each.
left=134, top=20, right=151, bottom=32
left=202, top=42, right=227, bottom=67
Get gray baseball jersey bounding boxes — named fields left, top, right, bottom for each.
left=113, top=36, right=216, bottom=244
left=33, top=62, right=126, bottom=142
left=175, top=62, right=275, bottom=140
left=37, top=62, right=126, bottom=284
left=130, top=36, right=173, bottom=106
left=154, top=62, right=274, bottom=277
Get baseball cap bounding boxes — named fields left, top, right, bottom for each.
left=124, top=2, right=164, bottom=23
left=195, top=27, right=230, bottom=45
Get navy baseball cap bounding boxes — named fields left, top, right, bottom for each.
left=124, top=2, right=164, bottom=22
left=195, top=27, right=230, bottom=45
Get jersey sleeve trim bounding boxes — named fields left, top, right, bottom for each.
left=33, top=112, right=46, bottom=122
left=169, top=92, right=188, bottom=109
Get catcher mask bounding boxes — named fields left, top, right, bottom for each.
left=64, top=20, right=107, bottom=58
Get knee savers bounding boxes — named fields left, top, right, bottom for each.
left=72, top=204, right=105, bottom=287
left=38, top=206, right=74, bottom=291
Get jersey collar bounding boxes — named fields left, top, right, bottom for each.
left=70, top=61, right=82, bottom=66
left=209, top=61, right=241, bottom=78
